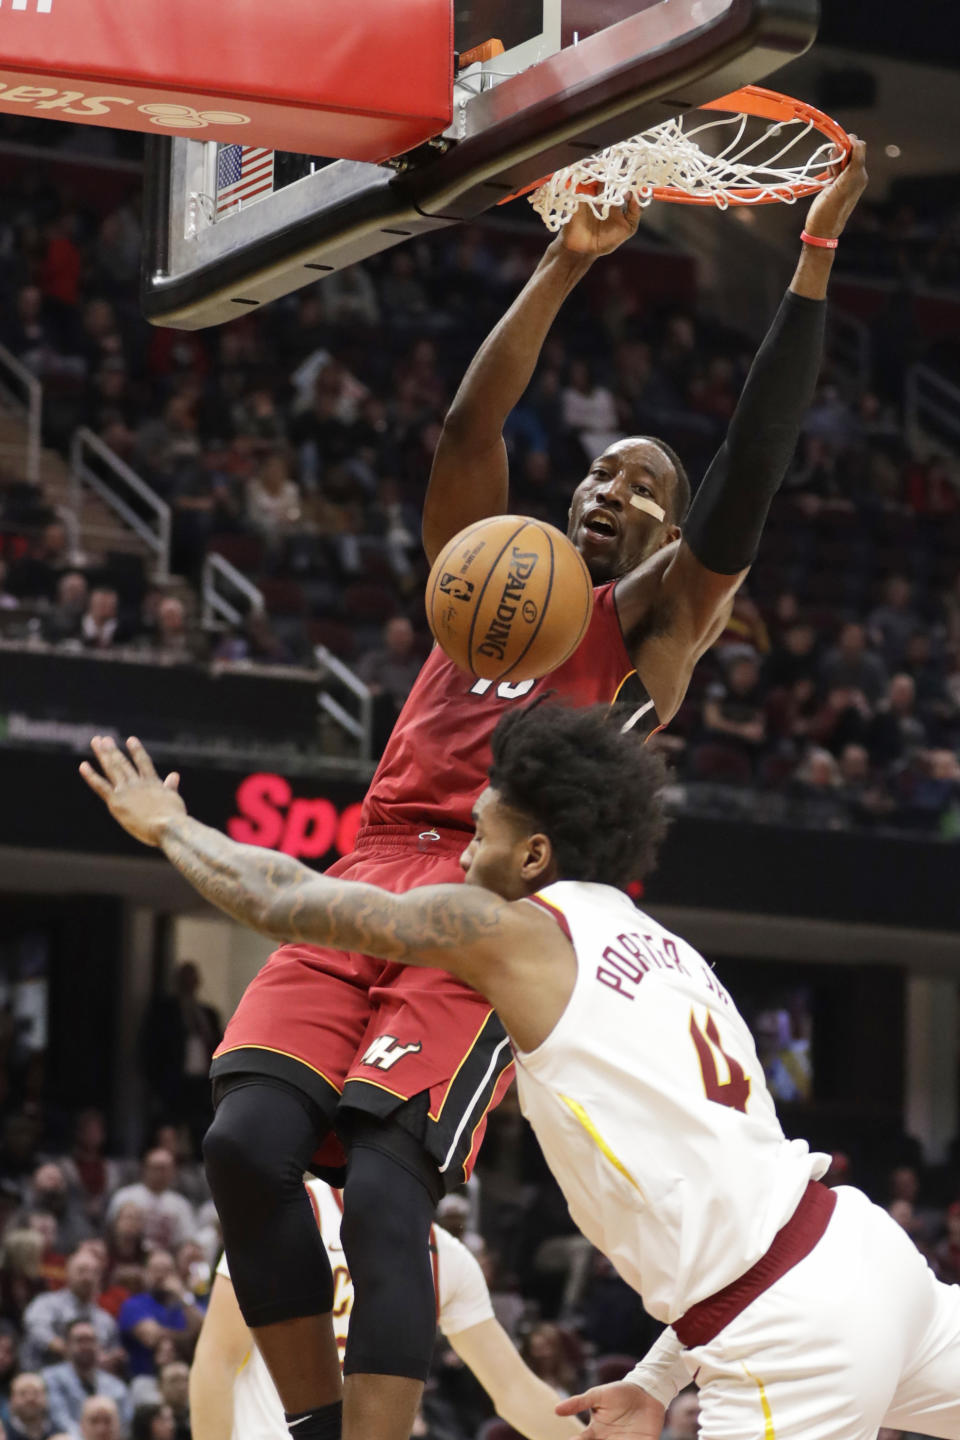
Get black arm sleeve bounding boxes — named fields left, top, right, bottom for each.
left=682, top=290, right=826, bottom=576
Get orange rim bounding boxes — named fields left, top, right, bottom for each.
left=653, top=84, right=851, bottom=205
left=502, top=83, right=851, bottom=210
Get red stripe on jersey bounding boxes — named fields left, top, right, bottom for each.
left=524, top=893, right=573, bottom=943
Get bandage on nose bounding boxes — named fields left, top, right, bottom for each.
left=630, top=495, right=666, bottom=522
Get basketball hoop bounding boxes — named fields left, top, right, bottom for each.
left=530, top=86, right=852, bottom=230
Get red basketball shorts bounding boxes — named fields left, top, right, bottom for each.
left=210, top=825, right=515, bottom=1189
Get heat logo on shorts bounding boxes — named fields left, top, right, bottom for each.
left=439, top=573, right=475, bottom=603
left=360, top=1036, right=423, bottom=1071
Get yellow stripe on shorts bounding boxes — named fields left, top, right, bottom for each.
left=741, top=1363, right=775, bottom=1440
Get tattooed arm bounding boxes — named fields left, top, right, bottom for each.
left=77, top=736, right=568, bottom=1047
left=80, top=734, right=507, bottom=977
left=161, top=814, right=568, bottom=1047
left=160, top=811, right=506, bottom=969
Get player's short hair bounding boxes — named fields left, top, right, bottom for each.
left=488, top=699, right=668, bottom=889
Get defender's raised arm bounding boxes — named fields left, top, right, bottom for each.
left=78, top=734, right=567, bottom=1051
left=80, top=735, right=507, bottom=962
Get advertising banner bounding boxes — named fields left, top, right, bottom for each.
left=0, top=746, right=957, bottom=932
left=0, top=0, right=452, bottom=157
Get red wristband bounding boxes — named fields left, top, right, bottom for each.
left=801, top=230, right=838, bottom=249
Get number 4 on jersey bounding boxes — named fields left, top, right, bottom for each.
left=690, top=1011, right=751, bottom=1113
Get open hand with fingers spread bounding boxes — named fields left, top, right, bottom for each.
left=80, top=736, right=186, bottom=847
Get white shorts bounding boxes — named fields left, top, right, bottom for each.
left=687, top=1186, right=960, bottom=1440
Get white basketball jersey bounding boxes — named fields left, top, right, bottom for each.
left=515, top=882, right=829, bottom=1324
left=220, top=1180, right=493, bottom=1440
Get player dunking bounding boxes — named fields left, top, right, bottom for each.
left=105, top=150, right=865, bottom=1440
left=83, top=703, right=960, bottom=1440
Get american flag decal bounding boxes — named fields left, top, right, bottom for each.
left=216, top=145, right=274, bottom=218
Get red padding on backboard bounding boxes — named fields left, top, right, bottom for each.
left=0, top=0, right=453, bottom=159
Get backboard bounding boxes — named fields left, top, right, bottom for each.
left=142, top=0, right=819, bottom=329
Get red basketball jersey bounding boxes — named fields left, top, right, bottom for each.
left=362, top=581, right=652, bottom=834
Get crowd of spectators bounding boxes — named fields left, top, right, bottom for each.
left=0, top=530, right=205, bottom=664
left=0, top=956, right=225, bottom=1440
left=660, top=566, right=960, bottom=836
left=0, top=129, right=959, bottom=837
left=0, top=1117, right=215, bottom=1440
left=836, top=191, right=960, bottom=296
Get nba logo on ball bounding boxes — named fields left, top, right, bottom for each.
left=439, top=573, right=475, bottom=603
left=426, top=516, right=594, bottom=682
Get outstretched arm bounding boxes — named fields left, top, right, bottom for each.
left=422, top=200, right=641, bottom=563
left=160, top=817, right=504, bottom=965
left=618, top=140, right=869, bottom=721
left=78, top=736, right=568, bottom=1053
left=80, top=735, right=506, bottom=965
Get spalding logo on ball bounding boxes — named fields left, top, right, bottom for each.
left=426, top=516, right=594, bottom=681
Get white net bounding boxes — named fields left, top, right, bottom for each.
left=531, top=109, right=844, bottom=230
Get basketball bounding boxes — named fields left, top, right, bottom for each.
left=426, top=516, right=594, bottom=681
